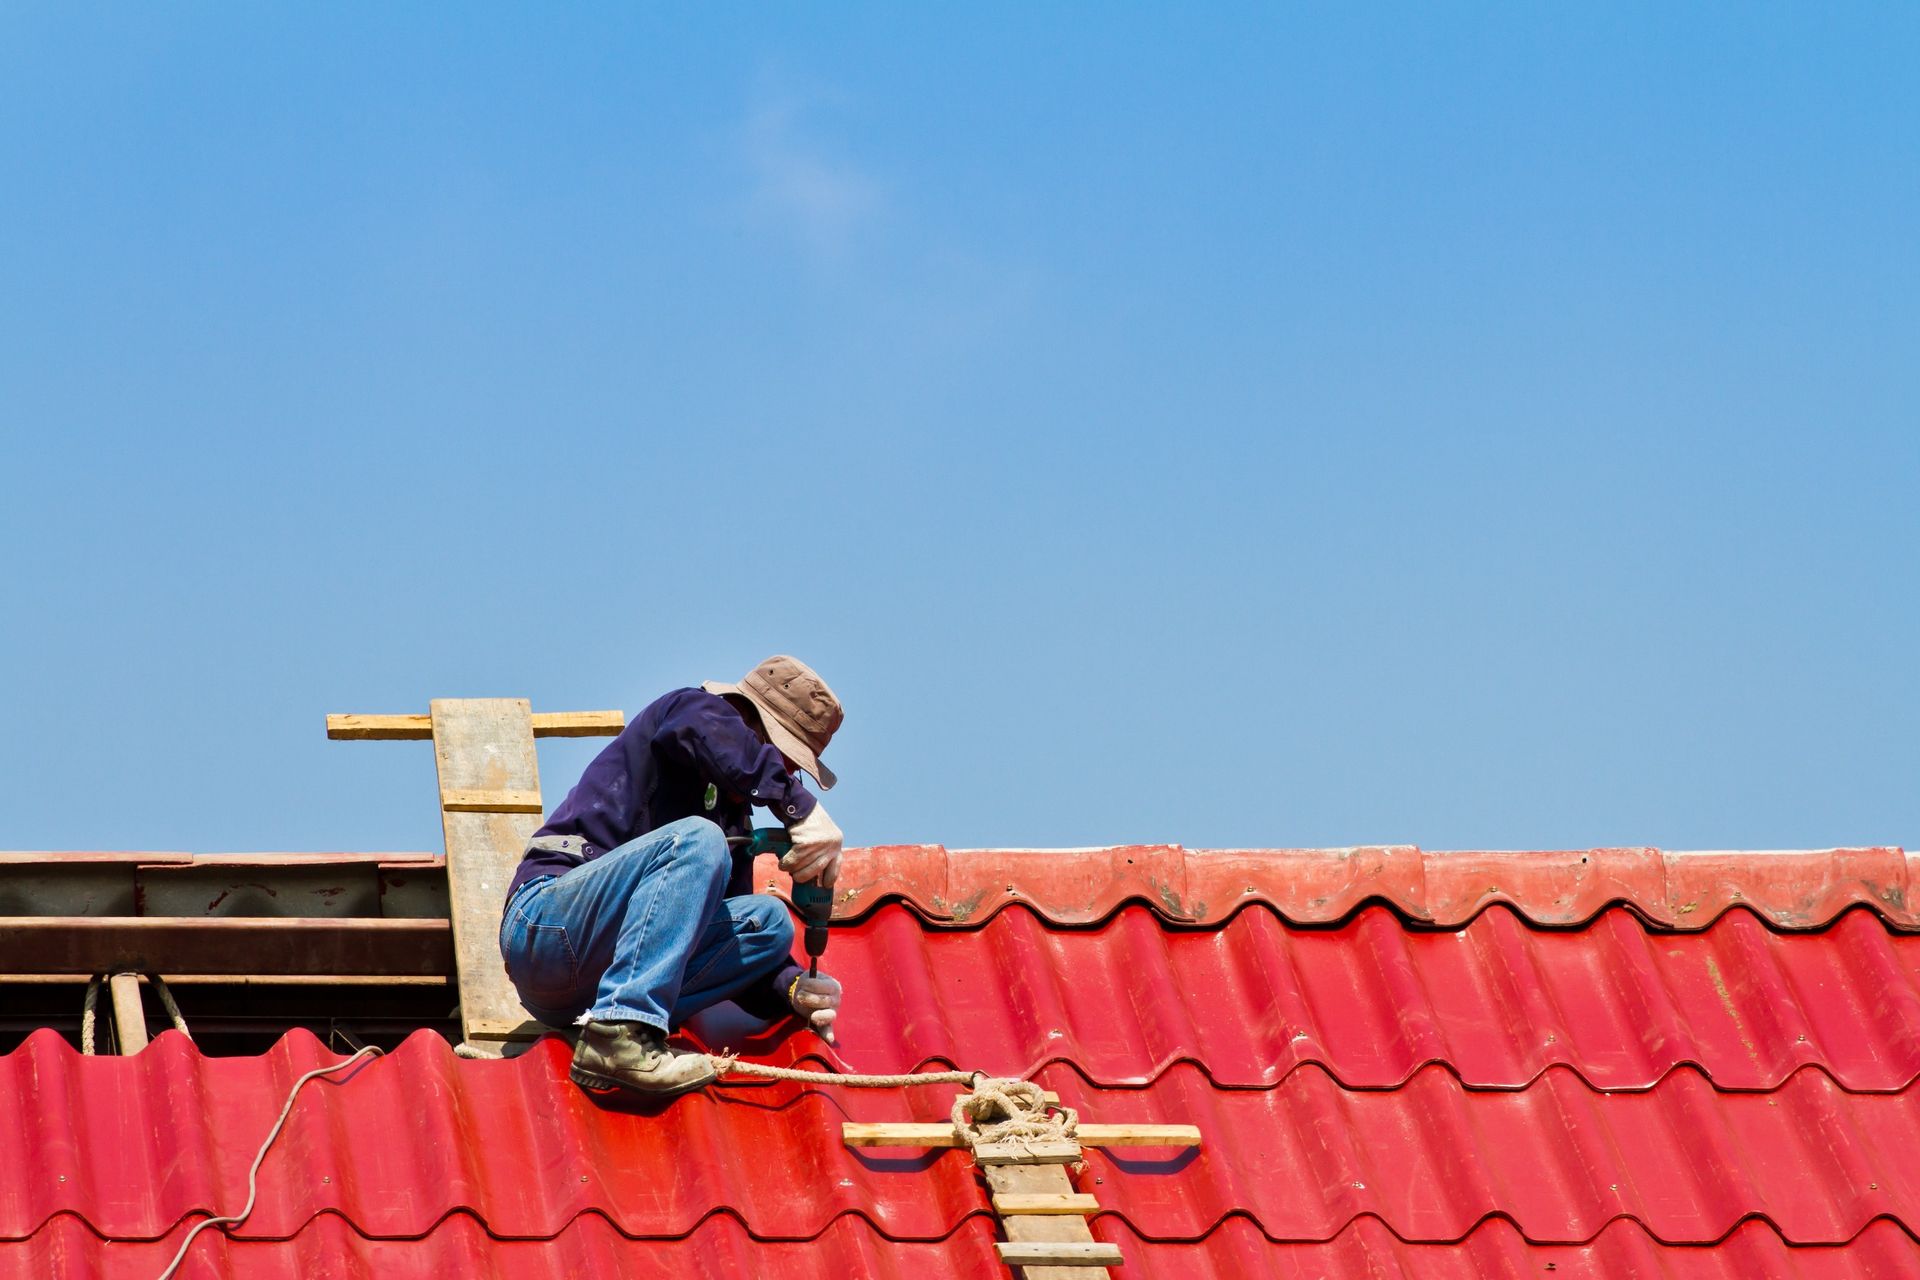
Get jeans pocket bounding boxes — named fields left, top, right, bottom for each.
left=501, top=907, right=581, bottom=1005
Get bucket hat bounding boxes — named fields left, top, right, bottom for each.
left=703, top=654, right=842, bottom=790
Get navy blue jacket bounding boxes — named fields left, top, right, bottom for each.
left=508, top=687, right=820, bottom=900
left=505, top=688, right=821, bottom=1019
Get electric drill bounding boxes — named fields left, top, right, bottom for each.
left=741, top=828, right=832, bottom=976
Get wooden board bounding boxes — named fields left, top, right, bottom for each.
left=994, top=1243, right=1123, bottom=1267
left=466, top=1014, right=556, bottom=1043
left=984, top=1165, right=1112, bottom=1280
left=991, top=1193, right=1099, bottom=1215
left=329, top=710, right=625, bottom=740
left=440, top=788, right=545, bottom=814
left=841, top=1122, right=1199, bottom=1149
left=430, top=699, right=546, bottom=1045
left=973, top=1140, right=1084, bottom=1166
left=108, top=972, right=148, bottom=1054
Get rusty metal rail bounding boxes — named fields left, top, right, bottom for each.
left=0, top=916, right=454, bottom=976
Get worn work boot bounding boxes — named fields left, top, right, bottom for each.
left=569, top=1020, right=717, bottom=1098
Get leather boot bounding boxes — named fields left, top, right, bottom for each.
left=569, top=1020, right=717, bottom=1097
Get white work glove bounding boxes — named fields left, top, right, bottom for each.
left=787, top=969, right=842, bottom=1042
left=782, top=803, right=842, bottom=885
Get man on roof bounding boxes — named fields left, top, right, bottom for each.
left=498, top=655, right=846, bottom=1097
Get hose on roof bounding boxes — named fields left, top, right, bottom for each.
left=149, top=1042, right=1070, bottom=1278
left=151, top=1045, right=384, bottom=1280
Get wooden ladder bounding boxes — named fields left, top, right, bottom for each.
left=846, top=1108, right=1201, bottom=1276
left=328, top=699, right=624, bottom=1049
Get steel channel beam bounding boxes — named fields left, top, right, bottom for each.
left=0, top=917, right=454, bottom=976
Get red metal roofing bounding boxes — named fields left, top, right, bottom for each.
left=29, top=1216, right=1920, bottom=1279
left=6, top=1031, right=1912, bottom=1248
left=700, top=900, right=1920, bottom=1090
left=19, top=1216, right=1920, bottom=1280
left=782, top=844, right=1920, bottom=929
left=7, top=844, right=1920, bottom=1277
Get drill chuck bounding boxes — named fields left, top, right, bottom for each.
left=791, top=880, right=834, bottom=973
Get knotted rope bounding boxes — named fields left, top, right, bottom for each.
left=949, top=1074, right=1078, bottom=1147
left=712, top=1057, right=1079, bottom=1151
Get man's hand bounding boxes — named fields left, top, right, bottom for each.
left=782, top=803, right=842, bottom=885
left=787, top=970, right=842, bottom=1042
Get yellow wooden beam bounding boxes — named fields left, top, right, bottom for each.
left=108, top=972, right=149, bottom=1054
left=995, top=1242, right=1123, bottom=1268
left=992, top=1193, right=1100, bottom=1216
left=440, top=788, right=544, bottom=814
left=328, top=710, right=625, bottom=741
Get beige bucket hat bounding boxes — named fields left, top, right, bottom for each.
left=703, top=654, right=843, bottom=790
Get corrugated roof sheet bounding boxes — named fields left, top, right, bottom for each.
left=6, top=844, right=1918, bottom=1277
left=20, top=1216, right=1920, bottom=1280
left=706, top=900, right=1920, bottom=1090
left=793, top=844, right=1920, bottom=929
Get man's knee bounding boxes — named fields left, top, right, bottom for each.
left=656, top=816, right=729, bottom=880
left=748, top=895, right=796, bottom=955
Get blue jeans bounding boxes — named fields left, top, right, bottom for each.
left=498, top=816, right=795, bottom=1032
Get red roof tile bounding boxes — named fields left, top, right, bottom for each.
left=21, top=1215, right=1920, bottom=1280
left=704, top=900, right=1920, bottom=1091
left=788, top=844, right=1920, bottom=929
left=7, top=844, right=1918, bottom=1276
left=12, top=1213, right=1008, bottom=1279
left=9, top=1027, right=1914, bottom=1248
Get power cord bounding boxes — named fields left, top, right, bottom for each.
left=153, top=1045, right=383, bottom=1280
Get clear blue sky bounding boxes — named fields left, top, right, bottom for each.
left=3, top=7, right=1915, bottom=855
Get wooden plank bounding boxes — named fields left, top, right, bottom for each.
left=466, top=1015, right=555, bottom=1042
left=528, top=710, right=628, bottom=738
left=992, top=1193, right=1099, bottom=1215
left=984, top=1166, right=1110, bottom=1280
left=841, top=1122, right=1199, bottom=1149
left=843, top=1122, right=957, bottom=1147
left=108, top=972, right=149, bottom=1054
left=973, top=1141, right=1083, bottom=1165
left=994, top=1243, right=1122, bottom=1267
left=430, top=698, right=544, bottom=1045
left=329, top=713, right=435, bottom=740
left=440, top=788, right=545, bottom=814
left=985, top=1164, right=1079, bottom=1197
left=329, top=710, right=625, bottom=740
left=0, top=917, right=452, bottom=975
left=1075, top=1123, right=1201, bottom=1147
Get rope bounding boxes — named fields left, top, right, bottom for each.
left=709, top=1056, right=981, bottom=1089
left=150, top=974, right=191, bottom=1040
left=151, top=1045, right=382, bottom=1280
left=471, top=1042, right=1078, bottom=1150
left=80, top=976, right=101, bottom=1056
left=709, top=1057, right=1079, bottom=1151
left=952, top=1076, right=1078, bottom=1147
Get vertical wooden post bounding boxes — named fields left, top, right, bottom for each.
left=108, top=972, right=149, bottom=1054
left=429, top=698, right=548, bottom=1046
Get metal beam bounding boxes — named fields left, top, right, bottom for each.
left=0, top=917, right=453, bottom=976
